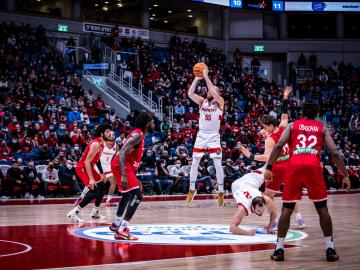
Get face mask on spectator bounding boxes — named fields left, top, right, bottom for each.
left=176, top=163, right=181, bottom=169
left=74, top=146, right=79, bottom=151
left=147, top=152, right=152, bottom=157
left=60, top=125, right=66, bottom=130
left=67, top=164, right=72, bottom=169
left=39, top=120, right=44, bottom=124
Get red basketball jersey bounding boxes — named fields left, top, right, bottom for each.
left=111, top=128, right=144, bottom=172
left=288, top=119, right=324, bottom=164
left=270, top=126, right=289, bottom=162
left=76, top=138, right=104, bottom=168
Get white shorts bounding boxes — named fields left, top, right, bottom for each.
left=193, top=132, right=221, bottom=158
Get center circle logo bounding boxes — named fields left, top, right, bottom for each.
left=74, top=224, right=307, bottom=245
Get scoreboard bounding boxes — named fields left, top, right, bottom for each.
left=194, top=1, right=360, bottom=12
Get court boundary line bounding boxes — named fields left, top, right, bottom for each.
left=0, top=240, right=32, bottom=257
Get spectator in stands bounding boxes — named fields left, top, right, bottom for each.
left=23, top=159, right=44, bottom=199
left=168, top=159, right=189, bottom=194
left=297, top=53, right=307, bottom=67
left=41, top=162, right=60, bottom=196
left=224, top=159, right=242, bottom=191
left=0, top=169, right=6, bottom=198
left=66, top=37, right=76, bottom=63
left=174, top=101, right=185, bottom=118
left=6, top=162, right=25, bottom=198
left=59, top=160, right=79, bottom=195
left=154, top=159, right=173, bottom=195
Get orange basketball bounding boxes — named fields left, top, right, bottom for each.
left=193, top=62, right=208, bottom=77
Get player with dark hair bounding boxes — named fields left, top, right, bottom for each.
left=67, top=124, right=113, bottom=223
left=240, top=86, right=305, bottom=229
left=265, top=100, right=351, bottom=262
left=109, top=112, right=155, bottom=240
left=230, top=169, right=277, bottom=236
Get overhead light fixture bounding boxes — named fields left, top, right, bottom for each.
left=153, top=4, right=158, bottom=7
left=149, top=7, right=152, bottom=10
left=164, top=20, right=168, bottom=23
left=152, top=13, right=156, bottom=16
left=117, top=3, right=123, bottom=7
left=150, top=17, right=154, bottom=20
left=168, top=10, right=172, bottom=13
left=105, top=1, right=109, bottom=3
left=102, top=6, right=108, bottom=11
left=188, top=14, right=193, bottom=18
left=187, top=9, right=191, bottom=12
left=94, top=3, right=99, bottom=7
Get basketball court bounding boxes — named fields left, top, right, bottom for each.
left=1, top=192, right=360, bottom=269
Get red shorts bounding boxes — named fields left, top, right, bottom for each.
left=266, top=161, right=288, bottom=193
left=283, top=161, right=327, bottom=202
left=75, top=166, right=102, bottom=186
left=111, top=162, right=140, bottom=193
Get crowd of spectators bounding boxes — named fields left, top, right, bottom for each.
left=0, top=22, right=358, bottom=198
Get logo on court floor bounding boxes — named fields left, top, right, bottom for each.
left=74, top=224, right=307, bottom=245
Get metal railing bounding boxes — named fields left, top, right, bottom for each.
left=296, top=68, right=313, bottom=83
left=83, top=70, right=130, bottom=113
left=109, top=70, right=163, bottom=120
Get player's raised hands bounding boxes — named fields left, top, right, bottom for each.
left=202, top=68, right=209, bottom=78
left=284, top=86, right=293, bottom=98
left=240, top=145, right=251, bottom=158
left=264, top=170, right=273, bottom=184
left=342, top=176, right=351, bottom=193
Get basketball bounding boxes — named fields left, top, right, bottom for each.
left=193, top=62, right=208, bottom=77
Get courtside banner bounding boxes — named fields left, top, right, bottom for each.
left=285, top=2, right=360, bottom=12
left=83, top=22, right=150, bottom=40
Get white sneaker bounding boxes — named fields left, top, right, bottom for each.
left=296, top=217, right=306, bottom=229
left=90, top=209, right=106, bottom=219
left=29, top=194, right=34, bottom=199
left=67, top=210, right=84, bottom=223
left=37, top=195, right=45, bottom=199
left=24, top=193, right=30, bottom=198
left=1, top=195, right=10, bottom=199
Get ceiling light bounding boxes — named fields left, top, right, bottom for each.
left=149, top=7, right=152, bottom=10
left=105, top=1, right=109, bottom=3
left=187, top=9, right=191, bottom=12
left=153, top=4, right=158, bottom=7
left=152, top=13, right=156, bottom=16
left=117, top=3, right=123, bottom=7
left=188, top=14, right=193, bottom=18
left=164, top=20, right=168, bottom=23
left=168, top=10, right=172, bottom=13
left=102, top=6, right=108, bottom=11
left=94, top=3, right=99, bottom=7
left=150, top=17, right=154, bottom=20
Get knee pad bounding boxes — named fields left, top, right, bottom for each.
left=283, top=202, right=296, bottom=210
left=314, top=200, right=327, bottom=208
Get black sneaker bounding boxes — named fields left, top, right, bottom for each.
left=326, top=248, right=339, bottom=262
left=109, top=223, right=120, bottom=232
left=271, top=248, right=285, bottom=261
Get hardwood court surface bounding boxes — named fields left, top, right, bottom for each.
left=0, top=193, right=360, bottom=270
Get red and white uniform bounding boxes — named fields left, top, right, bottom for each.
left=75, top=138, right=104, bottom=185
left=266, top=127, right=290, bottom=193
left=111, top=129, right=144, bottom=193
left=94, top=142, right=117, bottom=177
left=231, top=166, right=265, bottom=216
left=283, top=119, right=327, bottom=202
left=193, top=99, right=223, bottom=158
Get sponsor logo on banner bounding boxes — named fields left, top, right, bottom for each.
left=83, top=22, right=150, bottom=39
left=74, top=224, right=307, bottom=245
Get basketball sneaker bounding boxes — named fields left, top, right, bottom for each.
left=271, top=248, right=285, bottom=261
left=74, top=197, right=83, bottom=206
left=296, top=217, right=306, bottom=229
left=186, top=189, right=197, bottom=204
left=109, top=223, right=120, bottom=232
left=114, top=228, right=138, bottom=241
left=217, top=192, right=224, bottom=207
left=67, top=210, right=84, bottom=223
left=326, top=248, right=339, bottom=262
left=90, top=209, right=106, bottom=219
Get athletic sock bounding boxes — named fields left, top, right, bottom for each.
left=325, top=236, right=334, bottom=249
left=276, top=237, right=285, bottom=250
left=114, top=216, right=122, bottom=226
left=295, top=212, right=302, bottom=220
left=119, top=220, right=129, bottom=231
left=71, top=205, right=81, bottom=213
left=80, top=187, right=89, bottom=199
left=190, top=182, right=196, bottom=190
left=106, top=195, right=113, bottom=202
left=218, top=184, right=224, bottom=193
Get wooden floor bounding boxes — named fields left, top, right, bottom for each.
left=1, top=194, right=360, bottom=269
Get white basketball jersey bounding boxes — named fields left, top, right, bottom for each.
left=95, top=142, right=116, bottom=174
left=199, top=99, right=222, bottom=133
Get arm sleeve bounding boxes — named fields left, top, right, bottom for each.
left=96, top=160, right=104, bottom=174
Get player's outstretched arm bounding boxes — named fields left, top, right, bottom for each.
left=85, top=142, right=101, bottom=190
left=188, top=77, right=204, bottom=106
left=323, top=128, right=351, bottom=192
left=203, top=69, right=224, bottom=109
left=279, top=86, right=292, bottom=128
left=118, top=133, right=142, bottom=189
left=263, top=195, right=277, bottom=233
left=230, top=207, right=256, bottom=236
left=240, top=137, right=275, bottom=163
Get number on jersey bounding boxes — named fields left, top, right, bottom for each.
left=296, top=134, right=317, bottom=149
left=243, top=191, right=252, bottom=199
left=205, top=114, right=211, bottom=121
